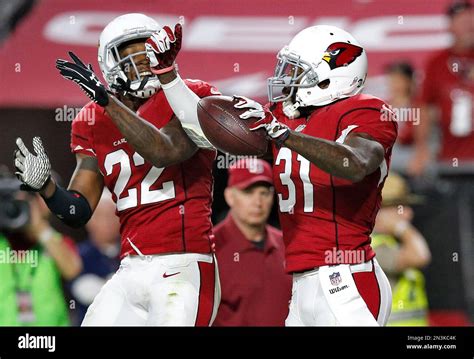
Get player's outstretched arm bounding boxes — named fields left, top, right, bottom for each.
left=41, top=154, right=103, bottom=228
left=55, top=51, right=198, bottom=167
left=242, top=107, right=384, bottom=181
left=146, top=24, right=215, bottom=148
left=238, top=100, right=385, bottom=181
left=14, top=138, right=103, bottom=227
left=284, top=131, right=384, bottom=182
left=106, top=96, right=198, bottom=168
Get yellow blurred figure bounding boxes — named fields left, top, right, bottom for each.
left=372, top=173, right=431, bottom=326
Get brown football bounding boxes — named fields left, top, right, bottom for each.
left=197, top=95, right=268, bottom=156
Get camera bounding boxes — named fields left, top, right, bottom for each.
left=0, top=177, right=30, bottom=231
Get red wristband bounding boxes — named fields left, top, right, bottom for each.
left=151, top=63, right=175, bottom=75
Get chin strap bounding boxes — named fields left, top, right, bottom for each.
left=111, top=76, right=151, bottom=95
left=282, top=99, right=301, bottom=119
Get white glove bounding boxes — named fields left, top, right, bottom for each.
left=233, top=96, right=265, bottom=119
left=145, top=24, right=182, bottom=74
left=251, top=116, right=290, bottom=141
left=14, top=137, right=51, bottom=191
left=233, top=95, right=290, bottom=146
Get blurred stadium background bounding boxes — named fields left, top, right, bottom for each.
left=0, top=0, right=472, bottom=326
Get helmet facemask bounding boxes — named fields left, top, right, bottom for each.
left=101, top=37, right=160, bottom=99
left=267, top=26, right=368, bottom=110
left=267, top=47, right=319, bottom=104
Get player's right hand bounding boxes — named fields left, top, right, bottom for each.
left=233, top=96, right=266, bottom=120
left=251, top=115, right=290, bottom=145
left=145, top=23, right=182, bottom=75
left=14, top=137, right=51, bottom=191
left=56, top=52, right=109, bottom=107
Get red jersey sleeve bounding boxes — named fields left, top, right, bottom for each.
left=340, top=106, right=398, bottom=151
left=70, top=102, right=98, bottom=157
left=184, top=79, right=221, bottom=98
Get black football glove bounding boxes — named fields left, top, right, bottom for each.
left=56, top=51, right=109, bottom=106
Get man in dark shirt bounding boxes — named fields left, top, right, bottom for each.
left=213, top=159, right=291, bottom=326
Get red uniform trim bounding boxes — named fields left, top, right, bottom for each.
left=351, top=260, right=381, bottom=320
left=195, top=261, right=216, bottom=326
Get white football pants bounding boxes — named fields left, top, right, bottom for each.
left=286, top=258, right=392, bottom=326
left=82, top=253, right=220, bottom=326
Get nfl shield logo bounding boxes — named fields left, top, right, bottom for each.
left=329, top=272, right=341, bottom=286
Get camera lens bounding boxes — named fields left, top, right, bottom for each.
left=0, top=199, right=30, bottom=231
left=4, top=201, right=22, bottom=218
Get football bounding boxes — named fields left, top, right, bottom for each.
left=197, top=95, right=268, bottom=156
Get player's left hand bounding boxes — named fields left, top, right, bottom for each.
left=55, top=52, right=109, bottom=106
left=145, top=23, right=182, bottom=75
left=14, top=137, right=51, bottom=192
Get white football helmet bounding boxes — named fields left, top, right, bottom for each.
left=268, top=25, right=367, bottom=115
left=98, top=13, right=161, bottom=98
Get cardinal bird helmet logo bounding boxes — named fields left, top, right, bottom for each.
left=322, top=42, right=363, bottom=70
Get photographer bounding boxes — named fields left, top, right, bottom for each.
left=0, top=167, right=82, bottom=326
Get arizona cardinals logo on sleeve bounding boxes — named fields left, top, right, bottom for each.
left=322, top=42, right=363, bottom=70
